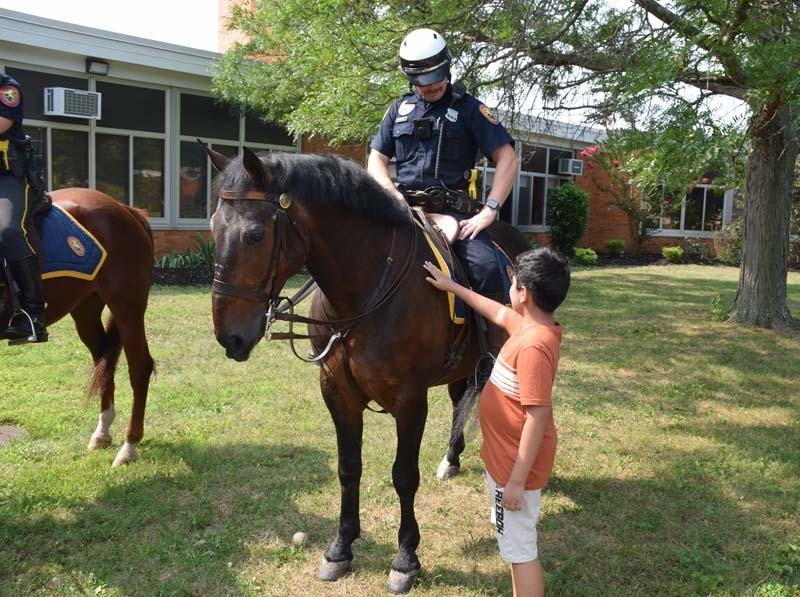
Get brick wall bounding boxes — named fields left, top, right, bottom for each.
left=301, top=135, right=367, bottom=165
left=153, top=230, right=212, bottom=258
left=218, top=0, right=256, bottom=52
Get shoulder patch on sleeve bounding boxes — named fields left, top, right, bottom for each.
left=479, top=104, right=499, bottom=125
left=0, top=85, right=20, bottom=108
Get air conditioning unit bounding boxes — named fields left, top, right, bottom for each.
left=44, top=87, right=102, bottom=119
left=558, top=157, right=584, bottom=176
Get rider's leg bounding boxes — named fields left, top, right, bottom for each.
left=3, top=254, right=47, bottom=342
left=452, top=231, right=508, bottom=385
left=0, top=176, right=47, bottom=343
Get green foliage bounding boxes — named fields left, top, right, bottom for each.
left=711, top=292, right=729, bottom=322
left=662, top=246, right=685, bottom=263
left=573, top=247, right=598, bottom=265
left=547, top=182, right=589, bottom=258
left=679, top=237, right=711, bottom=263
left=713, top=217, right=744, bottom=265
left=604, top=238, right=625, bottom=256
left=155, top=235, right=216, bottom=269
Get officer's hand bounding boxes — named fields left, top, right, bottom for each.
left=458, top=207, right=495, bottom=240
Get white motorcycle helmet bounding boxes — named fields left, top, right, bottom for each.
left=399, top=28, right=451, bottom=87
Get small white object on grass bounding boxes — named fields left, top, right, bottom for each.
left=292, top=531, right=307, bottom=547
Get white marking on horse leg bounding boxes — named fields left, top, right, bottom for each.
left=88, top=406, right=116, bottom=450
left=435, top=455, right=460, bottom=480
left=111, top=441, right=139, bottom=467
left=0, top=198, right=12, bottom=233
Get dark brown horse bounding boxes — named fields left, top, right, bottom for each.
left=207, top=148, right=529, bottom=593
left=1, top=188, right=155, bottom=467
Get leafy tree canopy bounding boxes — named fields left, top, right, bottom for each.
left=215, top=1, right=800, bottom=145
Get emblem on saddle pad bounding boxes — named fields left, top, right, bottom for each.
left=67, top=236, right=86, bottom=257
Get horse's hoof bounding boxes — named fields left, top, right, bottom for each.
left=111, top=442, right=139, bottom=467
left=88, top=434, right=112, bottom=450
left=317, top=556, right=351, bottom=581
left=387, top=567, right=419, bottom=594
left=435, top=456, right=460, bottom=480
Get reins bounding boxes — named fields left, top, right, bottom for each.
left=212, top=189, right=419, bottom=364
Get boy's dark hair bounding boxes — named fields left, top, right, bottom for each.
left=514, top=247, right=570, bottom=313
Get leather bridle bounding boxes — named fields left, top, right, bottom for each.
left=212, top=189, right=419, bottom=362
left=212, top=189, right=309, bottom=305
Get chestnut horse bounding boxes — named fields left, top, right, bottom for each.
left=1, top=188, right=155, bottom=467
left=207, top=148, right=529, bottom=593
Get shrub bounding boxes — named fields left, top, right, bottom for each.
left=711, top=293, right=729, bottom=322
left=573, top=247, right=598, bottom=265
left=662, top=246, right=684, bottom=263
left=680, top=237, right=711, bottom=262
left=548, top=182, right=589, bottom=258
left=604, top=238, right=626, bottom=256
left=155, top=235, right=216, bottom=269
left=713, top=218, right=743, bottom=265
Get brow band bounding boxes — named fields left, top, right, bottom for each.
left=219, top=190, right=270, bottom=201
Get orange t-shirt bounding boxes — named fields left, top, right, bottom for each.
left=479, top=308, right=562, bottom=490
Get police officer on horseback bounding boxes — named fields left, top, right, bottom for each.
left=0, top=73, right=48, bottom=344
left=368, top=28, right=518, bottom=379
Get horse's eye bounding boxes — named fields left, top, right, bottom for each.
left=244, top=227, right=264, bottom=245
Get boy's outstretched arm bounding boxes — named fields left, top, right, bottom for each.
left=423, top=261, right=508, bottom=326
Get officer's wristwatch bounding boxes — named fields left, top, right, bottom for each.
left=485, top=198, right=501, bottom=211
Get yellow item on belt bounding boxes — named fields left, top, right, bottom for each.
left=0, top=139, right=9, bottom=171
left=467, top=168, right=478, bottom=200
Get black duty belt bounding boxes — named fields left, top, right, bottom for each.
left=402, top=186, right=481, bottom=216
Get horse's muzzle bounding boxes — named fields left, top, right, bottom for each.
left=216, top=333, right=252, bottom=362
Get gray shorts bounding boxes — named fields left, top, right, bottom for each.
left=486, top=470, right=542, bottom=564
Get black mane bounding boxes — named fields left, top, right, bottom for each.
left=214, top=152, right=410, bottom=226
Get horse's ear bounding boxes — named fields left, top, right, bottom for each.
left=242, top=146, right=269, bottom=191
left=197, top=138, right=230, bottom=173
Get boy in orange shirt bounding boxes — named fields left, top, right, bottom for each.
left=423, top=247, right=570, bottom=597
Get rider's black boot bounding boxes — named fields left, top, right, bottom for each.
left=2, top=255, right=48, bottom=344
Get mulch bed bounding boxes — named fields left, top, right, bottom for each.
left=152, top=266, right=213, bottom=286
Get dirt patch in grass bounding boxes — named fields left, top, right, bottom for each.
left=0, top=425, right=26, bottom=443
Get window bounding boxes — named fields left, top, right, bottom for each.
left=482, top=143, right=574, bottom=230
left=95, top=82, right=165, bottom=133
left=133, top=138, right=165, bottom=217
left=180, top=93, right=239, bottom=141
left=51, top=129, right=88, bottom=189
left=656, top=185, right=726, bottom=234
left=245, top=112, right=293, bottom=146
left=179, top=140, right=208, bottom=219
left=96, top=133, right=129, bottom=203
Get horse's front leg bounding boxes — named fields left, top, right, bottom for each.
left=318, top=373, right=365, bottom=582
left=388, top=391, right=428, bottom=594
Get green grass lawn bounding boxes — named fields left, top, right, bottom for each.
left=1, top=265, right=799, bottom=596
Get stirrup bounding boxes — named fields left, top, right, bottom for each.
left=4, top=309, right=48, bottom=345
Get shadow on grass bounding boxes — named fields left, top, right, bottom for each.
left=0, top=439, right=396, bottom=595
left=544, top=464, right=797, bottom=597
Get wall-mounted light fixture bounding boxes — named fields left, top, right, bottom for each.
left=85, top=58, right=110, bottom=76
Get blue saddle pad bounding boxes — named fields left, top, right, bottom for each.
left=453, top=243, right=514, bottom=321
left=39, top=204, right=107, bottom=280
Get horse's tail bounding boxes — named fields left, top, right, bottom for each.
left=452, top=382, right=482, bottom=441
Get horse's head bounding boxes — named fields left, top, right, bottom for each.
left=206, top=145, right=308, bottom=361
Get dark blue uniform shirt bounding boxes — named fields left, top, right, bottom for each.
left=370, top=84, right=513, bottom=191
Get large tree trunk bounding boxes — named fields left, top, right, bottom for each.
left=729, top=102, right=798, bottom=329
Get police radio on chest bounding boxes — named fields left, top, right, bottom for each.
left=412, top=117, right=433, bottom=140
